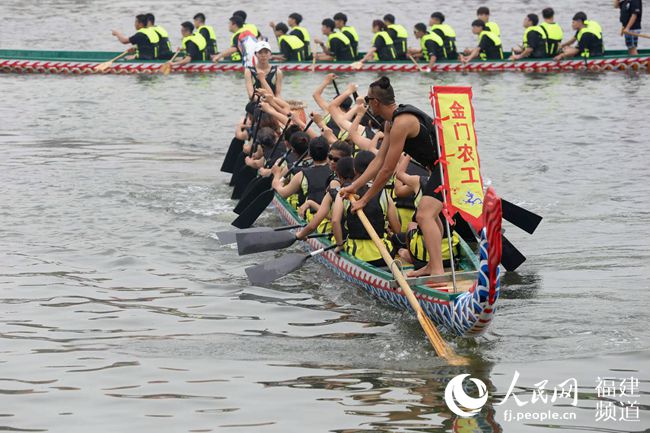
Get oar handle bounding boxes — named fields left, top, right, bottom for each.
left=408, top=54, right=425, bottom=72
left=332, top=79, right=341, bottom=95
left=307, top=232, right=332, bottom=239
left=249, top=108, right=264, bottom=155
left=110, top=49, right=131, bottom=63
left=302, top=118, right=314, bottom=132
left=274, top=224, right=304, bottom=232
left=169, top=49, right=182, bottom=63
left=263, top=115, right=293, bottom=168
left=309, top=243, right=338, bottom=257
left=282, top=150, right=309, bottom=180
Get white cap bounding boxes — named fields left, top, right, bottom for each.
left=255, top=41, right=272, bottom=53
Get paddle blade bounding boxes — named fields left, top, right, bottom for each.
left=221, top=138, right=245, bottom=173
left=214, top=227, right=273, bottom=245
left=501, top=235, right=527, bottom=272
left=237, top=230, right=297, bottom=255
left=231, top=189, right=275, bottom=229
left=501, top=199, right=543, bottom=235
left=160, top=62, right=172, bottom=75
left=245, top=253, right=308, bottom=285
left=234, top=176, right=272, bottom=214
left=229, top=153, right=246, bottom=186
left=94, top=62, right=112, bottom=72
left=231, top=165, right=258, bottom=199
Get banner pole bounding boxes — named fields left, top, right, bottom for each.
left=431, top=87, right=458, bottom=293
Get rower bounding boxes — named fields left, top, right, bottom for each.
left=233, top=10, right=261, bottom=38
left=333, top=13, right=360, bottom=58
left=332, top=150, right=401, bottom=268
left=314, top=18, right=355, bottom=61
left=271, top=136, right=333, bottom=209
left=360, top=20, right=397, bottom=62
left=296, top=156, right=355, bottom=238
left=459, top=20, right=504, bottom=63
left=539, top=7, right=564, bottom=57
left=559, top=12, right=602, bottom=52
left=340, top=76, right=447, bottom=277
left=169, top=22, right=207, bottom=67
left=510, top=14, right=548, bottom=60
left=383, top=14, right=408, bottom=60
left=212, top=15, right=247, bottom=63
left=271, top=22, right=305, bottom=61
left=111, top=14, right=160, bottom=60
left=146, top=13, right=173, bottom=60
left=476, top=6, right=501, bottom=37
left=554, top=12, right=604, bottom=61
left=193, top=13, right=218, bottom=57
left=429, top=12, right=458, bottom=59
left=288, top=13, right=312, bottom=59
left=244, top=41, right=283, bottom=98
left=408, top=23, right=447, bottom=69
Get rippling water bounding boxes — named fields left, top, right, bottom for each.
left=2, top=1, right=650, bottom=432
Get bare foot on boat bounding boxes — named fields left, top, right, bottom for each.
left=406, top=266, right=444, bottom=278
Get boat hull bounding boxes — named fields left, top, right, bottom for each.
left=270, top=193, right=501, bottom=337
left=1, top=49, right=649, bottom=74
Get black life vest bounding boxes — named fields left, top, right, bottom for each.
left=345, top=184, right=388, bottom=240
left=298, top=164, right=334, bottom=205
left=248, top=66, right=278, bottom=94
left=392, top=104, right=438, bottom=170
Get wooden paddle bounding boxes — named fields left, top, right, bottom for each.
left=95, top=49, right=130, bottom=72
left=245, top=243, right=338, bottom=285
left=311, top=43, right=317, bottom=72
left=237, top=230, right=331, bottom=255
left=349, top=196, right=466, bottom=364
left=624, top=30, right=650, bottom=40
left=159, top=49, right=182, bottom=75
left=407, top=54, right=426, bottom=72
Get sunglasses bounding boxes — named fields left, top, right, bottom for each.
left=364, top=96, right=377, bottom=104
left=327, top=154, right=340, bottom=162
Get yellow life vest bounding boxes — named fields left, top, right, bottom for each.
left=278, top=34, right=305, bottom=61
left=584, top=20, right=602, bottom=37
left=478, top=30, right=503, bottom=60
left=135, top=27, right=160, bottom=59
left=152, top=25, right=172, bottom=52
left=420, top=32, right=446, bottom=61
left=430, top=23, right=456, bottom=38
left=387, top=24, right=408, bottom=55
left=327, top=32, right=354, bottom=59
left=196, top=25, right=218, bottom=53
left=343, top=189, right=391, bottom=263
left=485, top=21, right=501, bottom=37
left=371, top=31, right=396, bottom=60
left=231, top=29, right=243, bottom=61
left=243, top=23, right=260, bottom=37
left=291, top=25, right=312, bottom=58
left=576, top=26, right=603, bottom=58
left=340, top=26, right=360, bottom=57
left=182, top=34, right=207, bottom=60
left=539, top=22, right=563, bottom=56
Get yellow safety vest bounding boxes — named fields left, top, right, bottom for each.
left=585, top=20, right=602, bottom=37
left=291, top=26, right=311, bottom=42
left=340, top=26, right=360, bottom=57
left=182, top=34, right=207, bottom=60
left=135, top=27, right=160, bottom=59
left=152, top=26, right=172, bottom=52
left=278, top=34, right=305, bottom=61
left=371, top=31, right=396, bottom=60
left=196, top=25, right=217, bottom=53
left=230, top=29, right=243, bottom=61
left=387, top=24, right=408, bottom=54
left=243, top=23, right=260, bottom=37
left=343, top=190, right=392, bottom=263
left=420, top=32, right=446, bottom=61
left=539, top=22, right=563, bottom=56
left=430, top=23, right=456, bottom=38
left=327, top=32, right=354, bottom=59
left=523, top=26, right=544, bottom=47
left=486, top=21, right=501, bottom=37
left=478, top=30, right=503, bottom=60
left=577, top=26, right=603, bottom=58
left=291, top=26, right=311, bottom=58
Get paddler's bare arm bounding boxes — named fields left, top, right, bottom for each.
left=244, top=68, right=255, bottom=99
left=331, top=195, right=346, bottom=250
left=272, top=171, right=303, bottom=198
left=348, top=100, right=376, bottom=152
left=212, top=47, right=237, bottom=62
left=340, top=121, right=391, bottom=197
left=296, top=189, right=335, bottom=239
left=312, top=73, right=336, bottom=112
left=111, top=30, right=130, bottom=44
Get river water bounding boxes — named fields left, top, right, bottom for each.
left=1, top=1, right=650, bottom=432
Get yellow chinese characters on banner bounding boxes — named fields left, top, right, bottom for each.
left=430, top=86, right=484, bottom=231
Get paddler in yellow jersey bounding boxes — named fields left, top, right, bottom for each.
left=510, top=13, right=548, bottom=60
left=146, top=13, right=173, bottom=60
left=559, top=11, right=602, bottom=53
left=408, top=23, right=447, bottom=70
left=540, top=7, right=563, bottom=57
left=168, top=21, right=207, bottom=67
left=111, top=14, right=160, bottom=60
left=193, top=13, right=218, bottom=57
left=429, top=12, right=458, bottom=59
left=314, top=18, right=355, bottom=61
left=212, top=15, right=246, bottom=63
left=359, top=20, right=397, bottom=63
left=269, top=22, right=305, bottom=61
left=476, top=6, right=501, bottom=36
left=333, top=12, right=360, bottom=58
left=554, top=12, right=604, bottom=60
left=233, top=10, right=262, bottom=38
left=383, top=14, right=408, bottom=59
left=459, top=20, right=504, bottom=63
left=287, top=13, right=312, bottom=59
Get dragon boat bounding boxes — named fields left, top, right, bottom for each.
left=262, top=188, right=502, bottom=338
left=1, top=48, right=649, bottom=74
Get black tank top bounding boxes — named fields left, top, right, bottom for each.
left=299, top=164, right=333, bottom=204
left=248, top=66, right=278, bottom=94
left=392, top=104, right=438, bottom=170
